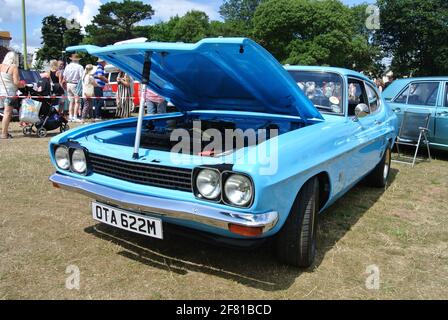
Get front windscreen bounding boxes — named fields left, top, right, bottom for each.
left=288, top=70, right=344, bottom=115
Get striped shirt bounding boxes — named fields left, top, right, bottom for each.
left=94, top=64, right=106, bottom=87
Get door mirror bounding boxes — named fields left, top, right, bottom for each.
left=354, top=103, right=370, bottom=120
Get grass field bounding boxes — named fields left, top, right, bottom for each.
left=1, top=122, right=447, bottom=299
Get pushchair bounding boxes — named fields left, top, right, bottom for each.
left=21, top=78, right=69, bottom=138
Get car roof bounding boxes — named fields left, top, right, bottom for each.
left=284, top=65, right=373, bottom=83
left=395, top=76, right=448, bottom=82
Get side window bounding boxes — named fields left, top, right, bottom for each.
left=394, top=85, right=409, bottom=104
left=109, top=72, right=118, bottom=83
left=365, top=83, right=381, bottom=114
left=407, top=82, right=439, bottom=106
left=347, top=78, right=368, bottom=116
left=445, top=83, right=448, bottom=107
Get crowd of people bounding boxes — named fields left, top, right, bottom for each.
left=0, top=51, right=169, bottom=138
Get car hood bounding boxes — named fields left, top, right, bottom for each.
left=67, top=38, right=322, bottom=121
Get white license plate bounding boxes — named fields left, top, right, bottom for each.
left=92, top=202, right=163, bottom=239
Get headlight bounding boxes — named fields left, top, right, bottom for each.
left=71, top=149, right=87, bottom=174
left=54, top=146, right=70, bottom=170
left=224, top=174, right=253, bottom=207
left=196, top=169, right=221, bottom=199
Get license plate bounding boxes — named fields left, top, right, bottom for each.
left=92, top=202, right=163, bottom=239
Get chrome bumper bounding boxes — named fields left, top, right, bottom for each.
left=49, top=173, right=278, bottom=235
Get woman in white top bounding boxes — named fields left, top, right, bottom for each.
left=0, top=51, right=24, bottom=139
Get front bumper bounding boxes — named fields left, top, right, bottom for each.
left=49, top=173, right=278, bottom=236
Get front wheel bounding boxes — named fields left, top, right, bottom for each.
left=366, top=146, right=391, bottom=188
left=276, top=177, right=319, bottom=268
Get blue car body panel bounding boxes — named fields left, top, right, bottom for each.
left=67, top=38, right=322, bottom=122
left=383, top=77, right=448, bottom=150
left=50, top=38, right=397, bottom=240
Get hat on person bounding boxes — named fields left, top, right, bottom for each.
left=69, top=53, right=81, bottom=61
left=97, top=58, right=105, bottom=63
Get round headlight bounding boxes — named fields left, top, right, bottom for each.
left=196, top=169, right=221, bottom=199
left=55, top=146, right=70, bottom=170
left=224, top=174, right=253, bottom=206
left=71, top=149, right=87, bottom=173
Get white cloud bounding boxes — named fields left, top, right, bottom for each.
left=150, top=0, right=220, bottom=23
left=0, top=0, right=100, bottom=27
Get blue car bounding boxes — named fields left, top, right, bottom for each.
left=48, top=38, right=397, bottom=267
left=383, top=77, right=448, bottom=150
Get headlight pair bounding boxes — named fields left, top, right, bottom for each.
left=195, top=168, right=254, bottom=207
left=54, top=145, right=87, bottom=174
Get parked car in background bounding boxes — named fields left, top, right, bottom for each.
left=104, top=64, right=140, bottom=112
left=383, top=77, right=448, bottom=150
left=49, top=38, right=397, bottom=267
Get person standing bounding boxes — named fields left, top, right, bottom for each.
left=115, top=71, right=132, bottom=118
left=384, top=71, right=394, bottom=90
left=93, top=58, right=108, bottom=121
left=80, top=64, right=97, bottom=123
left=145, top=88, right=167, bottom=115
left=62, top=53, right=84, bottom=122
left=0, top=51, right=24, bottom=139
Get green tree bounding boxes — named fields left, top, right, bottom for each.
left=219, top=0, right=262, bottom=32
left=37, top=15, right=83, bottom=61
left=85, top=0, right=154, bottom=46
left=252, top=0, right=379, bottom=72
left=377, top=0, right=448, bottom=76
left=171, top=11, right=210, bottom=43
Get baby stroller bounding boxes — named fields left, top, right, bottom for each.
left=22, top=78, right=69, bottom=138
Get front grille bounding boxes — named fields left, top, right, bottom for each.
left=89, top=154, right=192, bottom=192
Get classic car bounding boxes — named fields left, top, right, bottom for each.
left=48, top=38, right=397, bottom=267
left=382, top=77, right=448, bottom=150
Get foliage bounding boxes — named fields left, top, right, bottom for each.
left=252, top=0, right=381, bottom=73
left=36, top=15, right=83, bottom=62
left=35, top=0, right=447, bottom=77
left=31, top=59, right=45, bottom=72
left=377, top=0, right=448, bottom=77
left=85, top=0, right=154, bottom=46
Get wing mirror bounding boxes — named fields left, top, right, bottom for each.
left=353, top=103, right=370, bottom=121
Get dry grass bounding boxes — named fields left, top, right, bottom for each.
left=0, top=122, right=447, bottom=299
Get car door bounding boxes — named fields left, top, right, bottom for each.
left=346, top=78, right=384, bottom=184
left=433, top=82, right=448, bottom=146
left=389, top=81, right=440, bottom=141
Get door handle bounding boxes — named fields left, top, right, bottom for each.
left=437, top=111, right=448, bottom=117
left=392, top=107, right=401, bottom=113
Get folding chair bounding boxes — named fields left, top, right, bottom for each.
left=393, top=111, right=431, bottom=167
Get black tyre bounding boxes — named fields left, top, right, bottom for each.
left=276, top=177, right=319, bottom=268
left=23, top=126, right=33, bottom=136
left=366, top=146, right=391, bottom=188
left=60, top=123, right=70, bottom=133
left=37, top=128, right=47, bottom=138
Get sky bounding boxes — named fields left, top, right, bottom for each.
left=0, top=0, right=373, bottom=54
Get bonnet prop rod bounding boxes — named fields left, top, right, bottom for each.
left=133, top=51, right=152, bottom=159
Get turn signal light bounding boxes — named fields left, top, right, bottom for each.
left=228, top=224, right=263, bottom=236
